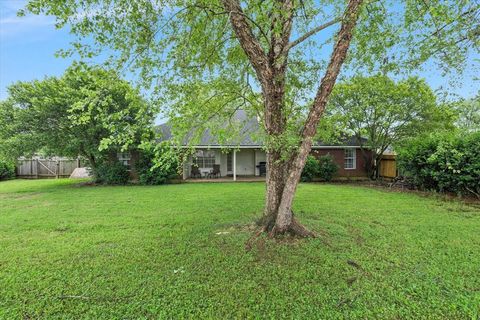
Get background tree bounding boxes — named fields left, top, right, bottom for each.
left=21, top=0, right=479, bottom=237
left=451, top=92, right=480, bottom=131
left=325, top=75, right=455, bottom=179
left=0, top=63, right=155, bottom=173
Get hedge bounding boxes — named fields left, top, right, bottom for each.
left=397, top=131, right=480, bottom=198
left=0, top=160, right=15, bottom=181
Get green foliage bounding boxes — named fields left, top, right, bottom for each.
left=92, top=161, right=130, bottom=185
left=137, top=148, right=179, bottom=185
left=0, top=63, right=155, bottom=168
left=451, top=92, right=480, bottom=131
left=1, top=179, right=480, bottom=318
left=398, top=131, right=480, bottom=197
left=0, top=159, right=15, bottom=181
left=317, top=154, right=338, bottom=182
left=301, top=156, right=319, bottom=182
left=326, top=75, right=454, bottom=178
left=18, top=0, right=479, bottom=156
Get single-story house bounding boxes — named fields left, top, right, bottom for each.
left=158, top=110, right=372, bottom=181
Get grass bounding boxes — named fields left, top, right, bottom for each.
left=0, top=179, right=479, bottom=319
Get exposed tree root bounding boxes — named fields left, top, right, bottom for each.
left=245, top=212, right=316, bottom=251
left=269, top=217, right=316, bottom=238
left=245, top=225, right=267, bottom=251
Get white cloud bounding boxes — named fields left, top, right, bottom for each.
left=0, top=0, right=55, bottom=39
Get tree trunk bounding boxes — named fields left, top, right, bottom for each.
left=363, top=152, right=375, bottom=180
left=262, top=0, right=364, bottom=237
left=262, top=151, right=286, bottom=221
left=224, top=0, right=364, bottom=238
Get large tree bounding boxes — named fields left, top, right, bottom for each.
left=0, top=64, right=154, bottom=171
left=325, top=75, right=455, bottom=179
left=21, top=0, right=480, bottom=236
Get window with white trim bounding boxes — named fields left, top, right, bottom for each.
left=344, top=149, right=356, bottom=169
left=193, top=150, right=216, bottom=168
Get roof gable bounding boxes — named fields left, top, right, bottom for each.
left=157, top=110, right=365, bottom=147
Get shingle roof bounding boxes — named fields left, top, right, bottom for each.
left=157, top=110, right=365, bottom=147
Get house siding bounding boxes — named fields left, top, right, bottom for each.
left=235, top=149, right=256, bottom=176
left=183, top=147, right=371, bottom=179
left=311, top=148, right=371, bottom=178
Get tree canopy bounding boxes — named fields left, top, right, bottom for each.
left=325, top=75, right=455, bottom=178
left=19, top=0, right=480, bottom=150
left=0, top=63, right=154, bottom=169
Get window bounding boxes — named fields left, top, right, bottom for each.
left=193, top=150, right=216, bottom=168
left=117, top=153, right=131, bottom=170
left=344, top=149, right=356, bottom=169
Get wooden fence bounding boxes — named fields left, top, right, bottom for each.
left=379, top=154, right=397, bottom=178
left=16, top=158, right=84, bottom=178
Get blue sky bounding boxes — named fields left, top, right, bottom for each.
left=1, top=0, right=479, bottom=105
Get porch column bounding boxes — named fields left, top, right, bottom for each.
left=233, top=150, right=237, bottom=181
left=182, top=161, right=188, bottom=180
left=254, top=149, right=257, bottom=176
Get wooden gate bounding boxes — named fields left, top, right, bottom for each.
left=379, top=155, right=397, bottom=178
left=16, top=158, right=83, bottom=178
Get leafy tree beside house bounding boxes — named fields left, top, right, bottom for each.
left=21, top=0, right=479, bottom=237
left=325, top=75, right=455, bottom=179
left=0, top=63, right=155, bottom=181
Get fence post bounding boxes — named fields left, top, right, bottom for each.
left=77, top=157, right=81, bottom=168
left=56, top=160, right=60, bottom=179
left=35, top=159, right=39, bottom=179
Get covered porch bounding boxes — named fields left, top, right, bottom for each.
left=182, top=147, right=267, bottom=181
left=185, top=176, right=266, bottom=183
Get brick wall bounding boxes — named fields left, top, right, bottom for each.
left=311, top=148, right=372, bottom=178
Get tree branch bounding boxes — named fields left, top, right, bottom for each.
left=221, top=0, right=271, bottom=85
left=284, top=17, right=341, bottom=53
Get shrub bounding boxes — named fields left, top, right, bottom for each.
left=137, top=149, right=179, bottom=185
left=317, top=154, right=338, bottom=181
left=0, top=159, right=15, bottom=181
left=397, top=131, right=480, bottom=197
left=93, top=161, right=130, bottom=185
left=301, top=156, right=319, bottom=182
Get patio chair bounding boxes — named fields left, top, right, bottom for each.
left=208, top=164, right=221, bottom=178
left=190, top=165, right=202, bottom=178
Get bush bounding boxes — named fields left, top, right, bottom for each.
left=137, top=149, right=179, bottom=185
left=93, top=161, right=130, bottom=185
left=0, top=159, right=15, bottom=181
left=397, top=131, right=480, bottom=197
left=317, top=154, right=338, bottom=181
left=301, top=156, right=320, bottom=182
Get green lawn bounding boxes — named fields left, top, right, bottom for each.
left=0, top=179, right=479, bottom=319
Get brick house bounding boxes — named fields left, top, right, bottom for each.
left=158, top=110, right=373, bottom=180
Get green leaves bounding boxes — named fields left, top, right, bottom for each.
left=0, top=63, right=155, bottom=166
left=398, top=131, right=480, bottom=197
left=15, top=0, right=479, bottom=160
left=324, top=75, right=453, bottom=177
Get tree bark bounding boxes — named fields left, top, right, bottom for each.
left=224, top=0, right=364, bottom=237
left=271, top=0, right=364, bottom=236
